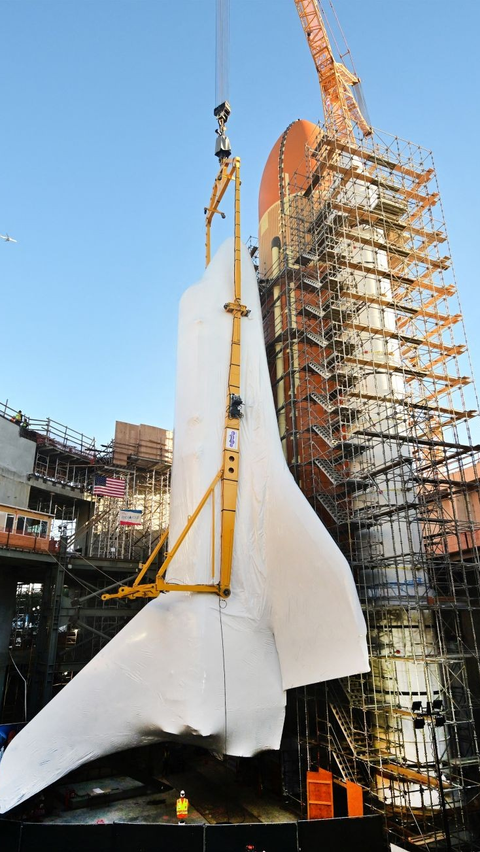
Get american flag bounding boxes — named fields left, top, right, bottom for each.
left=93, top=475, right=126, bottom=498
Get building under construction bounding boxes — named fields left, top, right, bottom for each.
left=0, top=407, right=172, bottom=721
left=257, top=114, right=480, bottom=849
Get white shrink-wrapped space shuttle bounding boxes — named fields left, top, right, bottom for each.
left=0, top=240, right=368, bottom=814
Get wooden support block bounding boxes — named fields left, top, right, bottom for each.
left=346, top=780, right=364, bottom=817
left=307, top=768, right=334, bottom=820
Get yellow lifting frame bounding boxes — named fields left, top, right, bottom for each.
left=103, top=157, right=246, bottom=603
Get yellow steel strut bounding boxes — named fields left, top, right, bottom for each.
left=218, top=157, right=248, bottom=597
left=103, top=157, right=246, bottom=603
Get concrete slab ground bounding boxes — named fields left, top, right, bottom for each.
left=40, top=753, right=297, bottom=826
left=42, top=775, right=204, bottom=825
left=163, top=753, right=297, bottom=824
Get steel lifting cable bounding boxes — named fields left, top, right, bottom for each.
left=326, top=0, right=371, bottom=128
left=9, top=652, right=28, bottom=722
left=48, top=551, right=98, bottom=594
left=50, top=551, right=135, bottom=602
left=71, top=550, right=122, bottom=585
left=215, top=0, right=230, bottom=107
left=218, top=601, right=228, bottom=754
left=218, top=597, right=231, bottom=822
left=50, top=546, right=142, bottom=601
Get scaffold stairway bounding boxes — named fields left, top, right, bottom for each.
left=340, top=676, right=376, bottom=710
left=332, top=746, right=358, bottom=783
left=329, top=731, right=358, bottom=783
left=303, top=303, right=324, bottom=320
left=307, top=360, right=331, bottom=380
left=298, top=250, right=319, bottom=265
left=310, top=391, right=336, bottom=413
left=302, top=276, right=323, bottom=291
left=314, top=457, right=348, bottom=485
left=305, top=330, right=328, bottom=348
left=315, top=492, right=348, bottom=525
left=312, top=423, right=339, bottom=447
left=329, top=701, right=369, bottom=758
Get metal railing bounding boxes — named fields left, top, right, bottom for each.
left=0, top=399, right=96, bottom=458
left=0, top=529, right=54, bottom=553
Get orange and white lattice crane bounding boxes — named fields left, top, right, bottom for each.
left=293, top=0, right=371, bottom=143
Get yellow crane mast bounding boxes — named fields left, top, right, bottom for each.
left=104, top=90, right=245, bottom=602
left=293, top=0, right=371, bottom=142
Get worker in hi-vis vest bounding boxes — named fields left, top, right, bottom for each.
left=176, top=790, right=189, bottom=823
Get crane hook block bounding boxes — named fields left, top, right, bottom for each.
left=215, top=131, right=232, bottom=161
left=214, top=100, right=231, bottom=125
left=214, top=100, right=232, bottom=161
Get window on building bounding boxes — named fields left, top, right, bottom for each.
left=25, top=518, right=41, bottom=536
left=16, top=516, right=25, bottom=534
left=5, top=515, right=15, bottom=532
left=40, top=521, right=48, bottom=539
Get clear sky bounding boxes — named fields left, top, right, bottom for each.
left=1, top=0, right=479, bottom=445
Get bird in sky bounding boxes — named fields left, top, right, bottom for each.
left=0, top=233, right=17, bottom=243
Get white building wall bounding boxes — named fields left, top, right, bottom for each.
left=0, top=417, right=36, bottom=508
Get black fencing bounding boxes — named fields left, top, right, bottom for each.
left=298, top=816, right=386, bottom=852
left=0, top=815, right=387, bottom=852
left=113, top=822, right=204, bottom=852
left=205, top=821, right=298, bottom=852
left=0, top=820, right=21, bottom=851
left=19, top=823, right=114, bottom=852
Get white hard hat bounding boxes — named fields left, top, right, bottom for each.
left=180, top=790, right=185, bottom=797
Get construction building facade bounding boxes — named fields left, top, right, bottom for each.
left=0, top=407, right=172, bottom=724
left=258, top=119, right=480, bottom=850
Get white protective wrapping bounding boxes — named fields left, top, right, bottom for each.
left=0, top=240, right=368, bottom=813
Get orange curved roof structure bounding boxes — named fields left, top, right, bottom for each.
left=258, top=119, right=321, bottom=277
left=259, top=119, right=320, bottom=222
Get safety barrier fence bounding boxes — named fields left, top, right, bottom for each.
left=0, top=400, right=96, bottom=458
left=0, top=815, right=386, bottom=852
left=0, top=531, right=53, bottom=554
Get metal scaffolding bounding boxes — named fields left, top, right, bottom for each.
left=1, top=419, right=173, bottom=725
left=87, top=463, right=171, bottom=563
left=259, top=124, right=480, bottom=850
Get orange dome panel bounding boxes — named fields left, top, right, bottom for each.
left=258, top=120, right=321, bottom=277
left=259, top=119, right=320, bottom=222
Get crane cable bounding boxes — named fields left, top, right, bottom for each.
left=215, top=0, right=230, bottom=107
left=322, top=0, right=372, bottom=130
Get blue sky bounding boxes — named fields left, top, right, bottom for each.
left=1, top=0, right=479, bottom=445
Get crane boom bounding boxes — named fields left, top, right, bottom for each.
left=293, top=0, right=371, bottom=142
